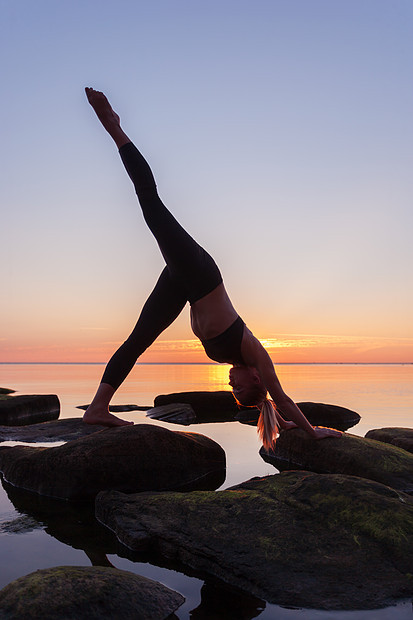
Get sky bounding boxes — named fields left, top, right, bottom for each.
left=1, top=0, right=412, bottom=364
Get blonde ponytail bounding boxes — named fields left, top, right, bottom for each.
left=257, top=399, right=279, bottom=451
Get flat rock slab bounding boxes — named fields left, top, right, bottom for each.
left=0, top=395, right=60, bottom=426
left=77, top=404, right=150, bottom=412
left=0, top=565, right=184, bottom=619
left=365, top=427, right=413, bottom=455
left=0, top=387, right=16, bottom=395
left=0, top=418, right=107, bottom=443
left=260, top=429, right=413, bottom=493
left=146, top=403, right=196, bottom=425
left=95, top=471, right=413, bottom=610
left=154, top=390, right=247, bottom=421
left=0, top=424, right=226, bottom=500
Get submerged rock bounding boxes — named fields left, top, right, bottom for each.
left=95, top=471, right=413, bottom=610
left=260, top=429, right=413, bottom=493
left=0, top=395, right=60, bottom=426
left=365, top=427, right=413, bottom=455
left=0, top=424, right=226, bottom=500
left=0, top=565, right=184, bottom=619
left=0, top=418, right=107, bottom=443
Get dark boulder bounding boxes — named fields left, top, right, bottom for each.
left=0, top=566, right=184, bottom=619
left=0, top=418, right=107, bottom=443
left=154, top=390, right=249, bottom=422
left=0, top=424, right=226, bottom=500
left=0, top=394, right=60, bottom=426
left=296, top=402, right=360, bottom=431
left=95, top=471, right=413, bottom=610
left=365, top=427, right=413, bottom=455
left=260, top=429, right=413, bottom=493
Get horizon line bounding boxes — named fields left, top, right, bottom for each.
left=0, top=361, right=412, bottom=366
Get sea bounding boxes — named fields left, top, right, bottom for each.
left=0, top=362, right=412, bottom=619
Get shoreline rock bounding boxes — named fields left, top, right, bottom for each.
left=0, top=424, right=226, bottom=500
left=0, top=566, right=185, bottom=619
left=0, top=418, right=107, bottom=443
left=95, top=471, right=413, bottom=610
left=365, top=427, right=413, bottom=455
left=260, top=429, right=413, bottom=493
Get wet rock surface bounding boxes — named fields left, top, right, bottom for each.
left=95, top=471, right=413, bottom=610
left=260, top=429, right=413, bottom=493
left=0, top=395, right=60, bottom=426
left=365, top=427, right=413, bottom=455
left=0, top=418, right=106, bottom=443
left=0, top=565, right=185, bottom=619
left=0, top=424, right=226, bottom=500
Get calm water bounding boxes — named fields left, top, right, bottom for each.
left=0, top=363, right=412, bottom=619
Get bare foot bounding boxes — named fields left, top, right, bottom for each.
left=83, top=406, right=133, bottom=427
left=85, top=87, right=121, bottom=131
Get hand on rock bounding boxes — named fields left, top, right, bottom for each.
left=312, top=426, right=342, bottom=440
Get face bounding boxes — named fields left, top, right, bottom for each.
left=228, top=366, right=266, bottom=404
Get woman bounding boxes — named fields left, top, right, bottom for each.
left=83, top=88, right=341, bottom=449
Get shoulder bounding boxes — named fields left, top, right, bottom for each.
left=241, top=327, right=271, bottom=366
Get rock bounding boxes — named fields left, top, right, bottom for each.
left=95, top=471, right=413, bottom=609
left=77, top=404, right=150, bottom=412
left=146, top=403, right=197, bottom=425
left=238, top=402, right=360, bottom=431
left=0, top=424, right=226, bottom=500
left=365, top=428, right=413, bottom=455
left=260, top=429, right=413, bottom=493
left=0, top=395, right=60, bottom=426
left=0, top=387, right=15, bottom=395
left=0, top=418, right=107, bottom=443
left=152, top=393, right=359, bottom=431
left=154, top=390, right=252, bottom=422
left=0, top=566, right=184, bottom=619
left=295, top=402, right=360, bottom=431
left=1, top=477, right=119, bottom=558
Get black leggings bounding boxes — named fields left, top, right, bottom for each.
left=101, top=142, right=222, bottom=390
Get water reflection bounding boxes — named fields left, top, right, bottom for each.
left=1, top=476, right=267, bottom=619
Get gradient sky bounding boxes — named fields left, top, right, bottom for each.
left=1, top=0, right=412, bottom=363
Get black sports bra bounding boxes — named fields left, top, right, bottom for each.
left=201, top=315, right=245, bottom=364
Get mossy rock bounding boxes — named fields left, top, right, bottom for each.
left=261, top=429, right=413, bottom=493
left=0, top=565, right=184, bottom=619
left=365, top=428, right=413, bottom=455
left=95, top=471, right=413, bottom=610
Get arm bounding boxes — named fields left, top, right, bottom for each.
left=241, top=332, right=341, bottom=439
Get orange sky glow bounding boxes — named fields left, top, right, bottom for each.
left=2, top=334, right=412, bottom=364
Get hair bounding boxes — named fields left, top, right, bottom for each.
left=257, top=398, right=279, bottom=451
left=234, top=385, right=279, bottom=451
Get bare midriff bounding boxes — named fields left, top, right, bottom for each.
left=190, top=283, right=239, bottom=341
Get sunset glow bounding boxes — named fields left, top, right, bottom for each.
left=2, top=1, right=412, bottom=366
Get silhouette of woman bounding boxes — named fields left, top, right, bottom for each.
left=83, top=88, right=341, bottom=449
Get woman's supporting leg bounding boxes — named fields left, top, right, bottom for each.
left=83, top=268, right=187, bottom=425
